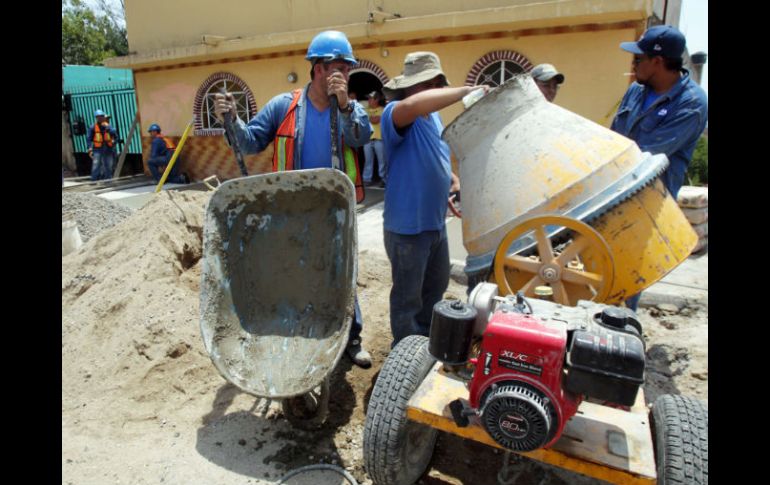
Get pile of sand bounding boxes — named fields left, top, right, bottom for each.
left=62, top=191, right=219, bottom=441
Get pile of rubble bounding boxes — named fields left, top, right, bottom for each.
left=61, top=192, right=135, bottom=243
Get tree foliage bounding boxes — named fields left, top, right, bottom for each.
left=687, top=135, right=708, bottom=186
left=62, top=0, right=127, bottom=66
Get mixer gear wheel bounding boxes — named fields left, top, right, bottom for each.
left=493, top=214, right=615, bottom=306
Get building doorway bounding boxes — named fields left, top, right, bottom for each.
left=348, top=71, right=386, bottom=187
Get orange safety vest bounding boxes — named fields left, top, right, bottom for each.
left=92, top=122, right=114, bottom=148
left=273, top=89, right=364, bottom=203
left=157, top=135, right=176, bottom=151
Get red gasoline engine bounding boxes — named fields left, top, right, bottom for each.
left=429, top=283, right=645, bottom=452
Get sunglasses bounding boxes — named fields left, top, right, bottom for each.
left=632, top=55, right=659, bottom=65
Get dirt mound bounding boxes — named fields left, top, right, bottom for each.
left=62, top=191, right=218, bottom=439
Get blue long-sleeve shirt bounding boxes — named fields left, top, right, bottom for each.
left=611, top=70, right=708, bottom=198
left=231, top=84, right=371, bottom=169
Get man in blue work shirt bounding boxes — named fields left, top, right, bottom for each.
left=381, top=52, right=486, bottom=346
left=611, top=25, right=708, bottom=200
left=87, top=109, right=117, bottom=181
left=214, top=30, right=373, bottom=367
left=611, top=25, right=708, bottom=311
left=146, top=124, right=188, bottom=184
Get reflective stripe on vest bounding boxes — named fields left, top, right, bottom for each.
left=272, top=89, right=365, bottom=203
left=93, top=123, right=114, bottom=148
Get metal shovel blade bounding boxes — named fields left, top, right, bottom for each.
left=200, top=169, right=357, bottom=398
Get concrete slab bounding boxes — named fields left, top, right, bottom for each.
left=97, top=183, right=188, bottom=210
left=638, top=252, right=708, bottom=309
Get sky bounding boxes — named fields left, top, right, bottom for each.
left=678, top=0, right=708, bottom=94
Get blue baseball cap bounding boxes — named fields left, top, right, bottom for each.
left=94, top=109, right=106, bottom=117
left=620, top=25, right=686, bottom=58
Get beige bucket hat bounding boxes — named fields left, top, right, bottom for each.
left=382, top=51, right=449, bottom=98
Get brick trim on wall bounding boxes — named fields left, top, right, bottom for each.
left=465, top=50, right=534, bottom=86
left=193, top=72, right=257, bottom=136
left=350, top=59, right=390, bottom=84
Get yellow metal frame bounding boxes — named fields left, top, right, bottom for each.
left=407, top=363, right=657, bottom=485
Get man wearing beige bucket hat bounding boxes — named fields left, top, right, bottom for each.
left=381, top=51, right=487, bottom=346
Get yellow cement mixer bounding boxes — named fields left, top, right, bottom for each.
left=443, top=75, right=697, bottom=306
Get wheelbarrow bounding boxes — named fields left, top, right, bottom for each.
left=200, top=169, right=358, bottom=428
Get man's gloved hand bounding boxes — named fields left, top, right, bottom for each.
left=214, top=92, right=238, bottom=123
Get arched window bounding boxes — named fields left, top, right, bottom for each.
left=465, top=51, right=534, bottom=87
left=193, top=72, right=257, bottom=136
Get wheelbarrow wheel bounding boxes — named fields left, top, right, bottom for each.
left=281, top=377, right=330, bottom=430
left=650, top=394, right=708, bottom=485
left=364, top=335, right=438, bottom=485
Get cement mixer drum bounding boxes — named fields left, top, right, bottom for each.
left=443, top=75, right=698, bottom=303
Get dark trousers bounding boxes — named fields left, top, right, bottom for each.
left=350, top=296, right=363, bottom=342
left=148, top=156, right=184, bottom=184
left=384, top=227, right=450, bottom=346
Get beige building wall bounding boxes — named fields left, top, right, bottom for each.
left=135, top=28, right=636, bottom=136
left=125, top=0, right=648, bottom=53
left=114, top=0, right=652, bottom=180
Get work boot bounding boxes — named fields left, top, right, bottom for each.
left=346, top=338, right=372, bottom=368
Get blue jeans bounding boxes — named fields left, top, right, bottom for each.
left=363, top=139, right=386, bottom=182
left=625, top=293, right=641, bottom=311
left=148, top=156, right=185, bottom=184
left=384, top=227, right=450, bottom=346
left=91, top=150, right=115, bottom=181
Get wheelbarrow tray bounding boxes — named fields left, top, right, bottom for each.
left=200, top=169, right=357, bottom=398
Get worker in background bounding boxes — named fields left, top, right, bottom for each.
left=612, top=24, right=708, bottom=200
left=381, top=51, right=487, bottom=346
left=611, top=24, right=708, bottom=311
left=363, top=91, right=387, bottom=187
left=531, top=63, right=565, bottom=102
left=214, top=30, right=373, bottom=368
left=87, top=109, right=117, bottom=181
left=146, top=124, right=188, bottom=185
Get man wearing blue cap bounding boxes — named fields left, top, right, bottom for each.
left=214, top=31, right=373, bottom=367
left=612, top=25, right=708, bottom=311
left=612, top=24, right=708, bottom=200
left=87, top=109, right=118, bottom=181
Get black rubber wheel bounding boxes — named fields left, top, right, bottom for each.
left=651, top=394, right=708, bottom=485
left=364, top=335, right=439, bottom=485
left=281, top=377, right=330, bottom=430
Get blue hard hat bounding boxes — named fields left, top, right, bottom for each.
left=148, top=123, right=161, bottom=132
left=94, top=109, right=106, bottom=117
left=305, top=30, right=357, bottom=65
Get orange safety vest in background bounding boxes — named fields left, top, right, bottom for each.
left=158, top=135, right=176, bottom=151
left=273, top=89, right=365, bottom=203
left=92, top=123, right=114, bottom=148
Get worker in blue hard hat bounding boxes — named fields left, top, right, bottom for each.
left=214, top=30, right=373, bottom=368
left=146, top=124, right=189, bottom=185
left=87, top=109, right=117, bottom=181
